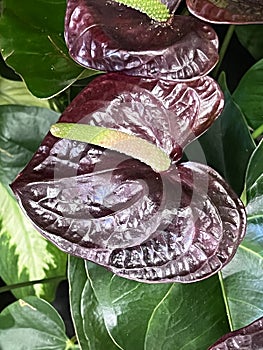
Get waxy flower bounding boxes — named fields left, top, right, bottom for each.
left=11, top=73, right=246, bottom=283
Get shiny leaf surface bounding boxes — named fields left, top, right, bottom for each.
left=215, top=140, right=263, bottom=333
left=194, top=73, right=255, bottom=196
left=0, top=0, right=98, bottom=98
left=208, top=316, right=263, bottom=349
left=65, top=0, right=219, bottom=81
left=186, top=0, right=263, bottom=24
left=246, top=139, right=263, bottom=209
left=235, top=25, right=263, bottom=61
left=11, top=73, right=246, bottom=283
left=69, top=256, right=230, bottom=350
left=68, top=256, right=119, bottom=349
left=0, top=297, right=76, bottom=350
left=233, top=59, right=263, bottom=130
left=0, top=105, right=59, bottom=187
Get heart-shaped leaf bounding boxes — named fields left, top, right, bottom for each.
left=11, top=73, right=246, bottom=283
left=65, top=0, right=219, bottom=81
left=208, top=316, right=263, bottom=349
left=186, top=0, right=263, bottom=24
left=0, top=0, right=99, bottom=98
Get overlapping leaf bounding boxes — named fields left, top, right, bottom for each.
left=68, top=256, right=230, bottom=350
left=65, top=0, right=219, bottom=81
left=213, top=140, right=263, bottom=340
left=0, top=77, right=50, bottom=109
left=0, top=297, right=78, bottom=350
left=11, top=73, right=246, bottom=283
left=186, top=0, right=263, bottom=24
left=0, top=0, right=99, bottom=98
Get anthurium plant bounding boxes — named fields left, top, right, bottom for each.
left=0, top=0, right=263, bottom=349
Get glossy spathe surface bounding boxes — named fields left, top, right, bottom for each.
left=208, top=316, right=263, bottom=349
left=11, top=73, right=246, bottom=283
left=186, top=0, right=263, bottom=24
left=65, top=0, right=219, bottom=81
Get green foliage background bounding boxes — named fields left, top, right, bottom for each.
left=0, top=0, right=262, bottom=349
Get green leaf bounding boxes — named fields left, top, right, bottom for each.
left=0, top=76, right=50, bottom=108
left=235, top=25, right=263, bottom=61
left=68, top=256, right=119, bottom=350
left=233, top=59, right=263, bottom=130
left=0, top=0, right=99, bottom=98
left=220, top=140, right=263, bottom=330
left=69, top=258, right=230, bottom=350
left=0, top=105, right=59, bottom=187
left=221, top=243, right=263, bottom=330
left=186, top=72, right=255, bottom=196
left=0, top=105, right=66, bottom=300
left=0, top=182, right=67, bottom=301
left=245, top=139, right=263, bottom=211
left=0, top=296, right=77, bottom=350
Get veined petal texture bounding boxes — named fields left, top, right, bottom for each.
left=11, top=73, right=245, bottom=283
left=65, top=0, right=219, bottom=81
left=187, top=0, right=263, bottom=24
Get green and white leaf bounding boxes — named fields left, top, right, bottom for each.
left=0, top=182, right=67, bottom=300
left=0, top=105, right=66, bottom=300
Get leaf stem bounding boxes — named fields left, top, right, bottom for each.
left=212, top=25, right=235, bottom=79
left=0, top=275, right=66, bottom=294
left=252, top=123, right=263, bottom=140
left=218, top=271, right=234, bottom=332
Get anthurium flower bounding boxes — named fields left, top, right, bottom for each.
left=65, top=0, right=219, bottom=81
left=11, top=73, right=246, bottom=283
left=208, top=316, right=263, bottom=349
left=186, top=0, right=263, bottom=24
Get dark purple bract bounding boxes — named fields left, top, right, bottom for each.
left=65, top=0, right=219, bottom=81
left=208, top=316, right=263, bottom=349
left=186, top=0, right=263, bottom=24
left=11, top=73, right=246, bottom=283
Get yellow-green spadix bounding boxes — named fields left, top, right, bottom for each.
left=112, top=0, right=170, bottom=22
left=50, top=123, right=171, bottom=172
